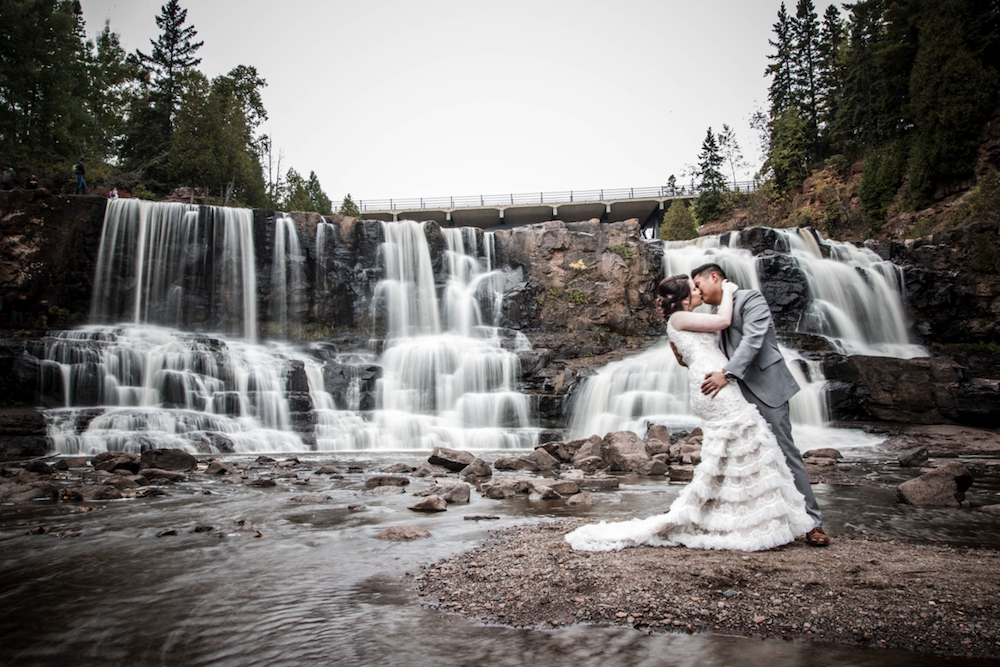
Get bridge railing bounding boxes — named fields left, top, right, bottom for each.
left=357, top=181, right=757, bottom=212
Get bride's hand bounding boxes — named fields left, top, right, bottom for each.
left=722, top=279, right=740, bottom=293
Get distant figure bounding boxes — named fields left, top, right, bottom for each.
left=37, top=300, right=50, bottom=327
left=10, top=294, right=26, bottom=328
left=2, top=165, right=16, bottom=190
left=74, top=159, right=87, bottom=194
left=25, top=174, right=38, bottom=189
left=108, top=187, right=119, bottom=199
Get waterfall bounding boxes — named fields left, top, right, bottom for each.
left=370, top=221, right=536, bottom=450
left=41, top=326, right=308, bottom=454
left=91, top=199, right=257, bottom=342
left=567, top=228, right=921, bottom=446
left=270, top=215, right=306, bottom=338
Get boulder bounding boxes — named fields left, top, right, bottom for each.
left=411, top=463, right=452, bottom=477
left=566, top=492, right=593, bottom=506
left=427, top=447, right=477, bottom=472
left=205, top=460, right=237, bottom=475
left=22, top=460, right=54, bottom=475
left=570, top=435, right=603, bottom=465
left=535, top=441, right=573, bottom=463
left=376, top=526, right=431, bottom=541
left=139, top=468, right=187, bottom=483
left=494, top=456, right=537, bottom=472
left=316, top=465, right=342, bottom=475
left=381, top=462, right=415, bottom=474
left=92, top=451, right=141, bottom=473
left=526, top=448, right=560, bottom=471
left=645, top=424, right=672, bottom=456
left=139, top=448, right=197, bottom=472
left=415, top=479, right=471, bottom=504
left=980, top=504, right=1000, bottom=515
left=640, top=459, right=669, bottom=476
left=532, top=479, right=580, bottom=495
left=479, top=476, right=533, bottom=499
left=573, top=456, right=605, bottom=473
left=103, top=474, right=148, bottom=489
left=364, top=475, right=409, bottom=489
left=600, top=431, right=651, bottom=472
left=677, top=427, right=703, bottom=447
left=79, top=484, right=123, bottom=500
left=528, top=485, right=561, bottom=500
left=458, top=458, right=492, bottom=480
left=803, top=448, right=843, bottom=460
left=409, top=495, right=447, bottom=512
left=898, top=446, right=930, bottom=467
left=576, top=476, right=620, bottom=490
left=668, top=465, right=695, bottom=482
left=896, top=461, right=974, bottom=507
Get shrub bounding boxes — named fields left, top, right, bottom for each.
left=659, top=200, right=698, bottom=240
left=970, top=232, right=1000, bottom=274
left=567, top=289, right=592, bottom=305
left=606, top=244, right=634, bottom=260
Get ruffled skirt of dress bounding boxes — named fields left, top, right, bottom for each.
left=564, top=401, right=815, bottom=553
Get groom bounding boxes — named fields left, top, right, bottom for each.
left=692, top=263, right=830, bottom=547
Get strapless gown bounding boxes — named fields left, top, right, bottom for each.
left=564, top=323, right=814, bottom=552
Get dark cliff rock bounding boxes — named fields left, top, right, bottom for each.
left=495, top=219, right=663, bottom=336
left=0, top=191, right=107, bottom=322
left=756, top=253, right=810, bottom=329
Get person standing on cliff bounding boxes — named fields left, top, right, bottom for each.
left=2, top=165, right=16, bottom=190
left=692, top=262, right=830, bottom=547
left=25, top=174, right=38, bottom=189
left=73, top=158, right=87, bottom=194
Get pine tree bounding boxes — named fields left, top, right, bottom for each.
left=793, top=0, right=821, bottom=161
left=717, top=124, right=746, bottom=189
left=339, top=194, right=362, bottom=218
left=817, top=5, right=845, bottom=153
left=282, top=168, right=312, bottom=213
left=87, top=20, right=137, bottom=161
left=660, top=200, right=698, bottom=240
left=766, top=3, right=796, bottom=116
left=305, top=172, right=333, bottom=215
left=695, top=128, right=728, bottom=222
left=135, top=0, right=203, bottom=133
left=769, top=108, right=809, bottom=192
left=907, top=0, right=998, bottom=201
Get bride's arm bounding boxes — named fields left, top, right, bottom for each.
left=668, top=282, right=738, bottom=332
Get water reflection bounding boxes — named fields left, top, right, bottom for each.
left=1, top=451, right=998, bottom=666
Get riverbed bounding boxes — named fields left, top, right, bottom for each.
left=2, top=449, right=999, bottom=666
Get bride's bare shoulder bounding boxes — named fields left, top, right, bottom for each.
left=668, top=312, right=692, bottom=330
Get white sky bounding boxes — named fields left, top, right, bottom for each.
left=81, top=0, right=788, bottom=204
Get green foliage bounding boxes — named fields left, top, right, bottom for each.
left=0, top=0, right=93, bottom=166
left=695, top=128, right=728, bottom=222
left=768, top=107, right=808, bottom=192
left=859, top=146, right=905, bottom=230
left=970, top=232, right=1000, bottom=274
left=907, top=0, right=998, bottom=203
left=967, top=172, right=1000, bottom=222
left=606, top=244, right=634, bottom=260
left=767, top=2, right=796, bottom=115
left=660, top=200, right=698, bottom=240
left=566, top=289, right=592, bottom=305
left=305, top=171, right=332, bottom=216
left=135, top=0, right=203, bottom=127
left=339, top=193, right=362, bottom=218
left=131, top=183, right=157, bottom=200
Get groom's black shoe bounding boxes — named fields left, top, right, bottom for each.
left=806, top=527, right=831, bottom=546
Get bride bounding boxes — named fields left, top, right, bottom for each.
left=564, top=275, right=815, bottom=552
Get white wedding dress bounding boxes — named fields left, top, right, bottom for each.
left=564, top=323, right=815, bottom=552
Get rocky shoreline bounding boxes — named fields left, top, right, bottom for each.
left=415, top=521, right=1000, bottom=660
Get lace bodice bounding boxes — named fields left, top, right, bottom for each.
left=667, top=322, right=744, bottom=423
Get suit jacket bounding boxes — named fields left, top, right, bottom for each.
left=717, top=289, right=799, bottom=408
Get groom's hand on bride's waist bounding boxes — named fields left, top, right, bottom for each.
left=701, top=371, right=728, bottom=397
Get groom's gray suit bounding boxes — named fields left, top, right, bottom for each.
left=718, top=289, right=822, bottom=528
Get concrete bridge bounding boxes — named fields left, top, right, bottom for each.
left=356, top=184, right=753, bottom=235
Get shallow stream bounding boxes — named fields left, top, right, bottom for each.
left=2, top=449, right=999, bottom=667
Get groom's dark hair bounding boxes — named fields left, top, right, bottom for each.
left=692, top=263, right=727, bottom=281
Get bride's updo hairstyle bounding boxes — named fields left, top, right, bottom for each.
left=656, top=274, right=690, bottom=320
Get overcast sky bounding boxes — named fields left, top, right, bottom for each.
left=81, top=0, right=791, bottom=204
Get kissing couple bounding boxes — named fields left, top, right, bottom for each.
left=565, top=263, right=830, bottom=552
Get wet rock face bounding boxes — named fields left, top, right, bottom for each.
left=821, top=354, right=1000, bottom=426
left=755, top=254, right=809, bottom=329
left=494, top=219, right=663, bottom=336
left=897, top=461, right=974, bottom=507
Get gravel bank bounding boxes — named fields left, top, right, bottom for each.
left=416, top=520, right=1000, bottom=660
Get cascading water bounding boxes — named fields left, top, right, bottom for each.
left=91, top=198, right=257, bottom=341
left=568, top=228, right=918, bottom=451
left=370, top=221, right=536, bottom=450
left=38, top=201, right=536, bottom=454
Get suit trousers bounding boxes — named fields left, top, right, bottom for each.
left=739, top=382, right=823, bottom=528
